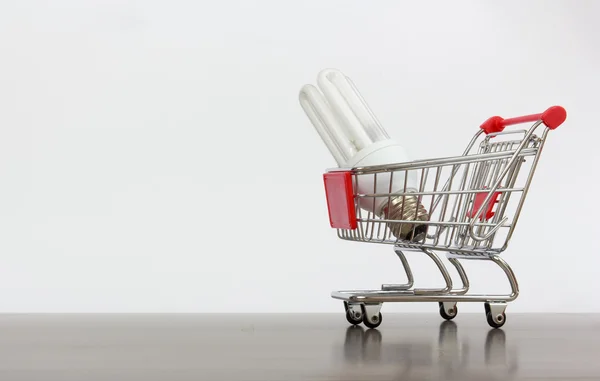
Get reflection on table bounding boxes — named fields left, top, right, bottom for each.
left=335, top=321, right=518, bottom=380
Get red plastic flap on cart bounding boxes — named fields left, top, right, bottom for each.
left=323, top=171, right=357, bottom=230
left=467, top=189, right=501, bottom=221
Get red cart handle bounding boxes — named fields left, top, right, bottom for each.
left=480, top=105, right=566, bottom=135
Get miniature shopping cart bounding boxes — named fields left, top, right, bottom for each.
left=322, top=106, right=567, bottom=329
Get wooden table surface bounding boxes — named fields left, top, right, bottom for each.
left=0, top=313, right=598, bottom=380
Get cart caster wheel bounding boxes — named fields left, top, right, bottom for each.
left=344, top=302, right=363, bottom=326
left=360, top=303, right=383, bottom=329
left=363, top=312, right=382, bottom=329
left=486, top=311, right=506, bottom=328
left=484, top=302, right=507, bottom=329
left=345, top=309, right=363, bottom=325
left=439, top=302, right=458, bottom=320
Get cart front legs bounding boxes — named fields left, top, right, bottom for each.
left=332, top=251, right=519, bottom=329
left=380, top=247, right=414, bottom=291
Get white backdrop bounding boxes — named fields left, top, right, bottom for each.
left=0, top=0, right=598, bottom=313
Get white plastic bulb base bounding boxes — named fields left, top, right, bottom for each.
left=343, top=139, right=415, bottom=211
left=346, top=140, right=429, bottom=241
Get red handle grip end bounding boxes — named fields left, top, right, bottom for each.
left=480, top=116, right=505, bottom=135
left=540, top=105, right=566, bottom=130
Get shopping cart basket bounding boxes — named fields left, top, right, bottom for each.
left=322, top=106, right=567, bottom=329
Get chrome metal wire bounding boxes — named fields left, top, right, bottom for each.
left=333, top=121, right=547, bottom=258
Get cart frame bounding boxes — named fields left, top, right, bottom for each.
left=322, top=106, right=567, bottom=329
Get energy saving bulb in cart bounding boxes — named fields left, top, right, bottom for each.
left=299, top=69, right=428, bottom=241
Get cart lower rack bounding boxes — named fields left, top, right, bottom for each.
left=322, top=106, right=567, bottom=329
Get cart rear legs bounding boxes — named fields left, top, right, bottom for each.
left=333, top=248, right=518, bottom=329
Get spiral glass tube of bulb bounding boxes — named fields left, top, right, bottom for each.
left=299, top=68, right=429, bottom=241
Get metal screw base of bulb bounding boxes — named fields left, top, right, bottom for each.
left=379, top=194, right=429, bottom=242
